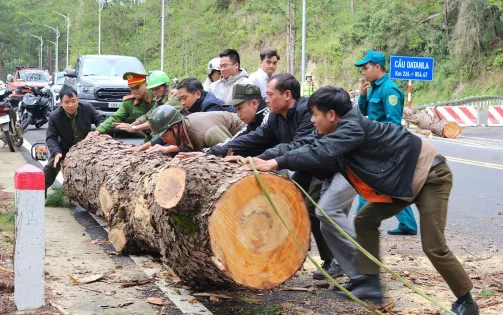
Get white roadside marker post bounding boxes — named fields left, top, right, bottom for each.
left=14, top=165, right=45, bottom=310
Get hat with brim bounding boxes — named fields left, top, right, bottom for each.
left=224, top=84, right=262, bottom=106
left=355, top=50, right=386, bottom=67
left=123, top=72, right=148, bottom=87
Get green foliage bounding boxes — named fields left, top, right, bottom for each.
left=0, top=0, right=502, bottom=104
left=0, top=210, right=14, bottom=234
left=45, top=185, right=72, bottom=208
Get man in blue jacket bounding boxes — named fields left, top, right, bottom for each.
left=355, top=50, right=418, bottom=236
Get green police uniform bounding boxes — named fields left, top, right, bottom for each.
left=355, top=50, right=417, bottom=235
left=96, top=71, right=154, bottom=140
left=95, top=92, right=154, bottom=134
left=357, top=73, right=404, bottom=125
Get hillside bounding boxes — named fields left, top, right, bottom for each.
left=0, top=0, right=502, bottom=105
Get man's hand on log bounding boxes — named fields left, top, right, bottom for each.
left=146, top=144, right=178, bottom=154
left=222, top=155, right=245, bottom=164
left=176, top=152, right=205, bottom=159
left=113, top=123, right=134, bottom=133
left=85, top=130, right=101, bottom=140
left=120, top=146, right=142, bottom=153
left=241, top=157, right=279, bottom=172
left=53, top=153, right=63, bottom=168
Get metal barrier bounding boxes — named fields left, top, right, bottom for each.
left=416, top=95, right=503, bottom=111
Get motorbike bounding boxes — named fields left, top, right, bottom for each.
left=18, top=85, right=54, bottom=132
left=0, top=88, right=24, bottom=151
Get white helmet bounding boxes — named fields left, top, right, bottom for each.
left=206, top=57, right=221, bottom=75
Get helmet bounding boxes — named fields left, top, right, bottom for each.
left=305, top=73, right=312, bottom=78
left=173, top=77, right=179, bottom=83
left=206, top=57, right=221, bottom=75
left=148, top=105, right=184, bottom=140
left=147, top=71, right=170, bottom=90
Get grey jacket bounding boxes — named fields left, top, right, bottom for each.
left=209, top=70, right=252, bottom=103
left=259, top=107, right=422, bottom=199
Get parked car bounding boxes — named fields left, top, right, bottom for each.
left=64, top=55, right=146, bottom=117
left=51, top=72, right=65, bottom=106
left=7, top=67, right=51, bottom=108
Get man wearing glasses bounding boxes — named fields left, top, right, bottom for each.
left=87, top=72, right=154, bottom=142
left=209, top=48, right=251, bottom=103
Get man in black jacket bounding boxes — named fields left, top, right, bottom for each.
left=247, top=86, right=478, bottom=315
left=177, top=78, right=228, bottom=115
left=205, top=74, right=346, bottom=280
left=44, top=86, right=105, bottom=194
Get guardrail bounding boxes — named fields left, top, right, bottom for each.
left=416, top=96, right=503, bottom=110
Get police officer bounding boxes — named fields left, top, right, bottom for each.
left=88, top=72, right=154, bottom=142
left=355, top=50, right=418, bottom=236
left=124, top=70, right=181, bottom=133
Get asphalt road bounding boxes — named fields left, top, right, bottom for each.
left=17, top=123, right=503, bottom=314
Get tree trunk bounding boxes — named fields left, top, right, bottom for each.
left=63, top=137, right=170, bottom=253
left=403, top=107, right=462, bottom=138
left=350, top=0, right=354, bottom=15
left=63, top=137, right=311, bottom=290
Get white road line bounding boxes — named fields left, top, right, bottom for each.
left=22, top=138, right=212, bottom=315
left=445, top=156, right=503, bottom=170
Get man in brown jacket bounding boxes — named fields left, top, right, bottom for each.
left=123, top=105, right=244, bottom=155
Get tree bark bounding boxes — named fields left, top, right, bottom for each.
left=63, top=136, right=170, bottom=253
left=63, top=137, right=311, bottom=290
left=403, top=107, right=462, bottom=138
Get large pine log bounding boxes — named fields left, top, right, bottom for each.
left=63, top=138, right=311, bottom=290
left=403, top=107, right=462, bottom=138
left=63, top=137, right=170, bottom=253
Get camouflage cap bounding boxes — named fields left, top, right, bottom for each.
left=225, top=84, right=262, bottom=106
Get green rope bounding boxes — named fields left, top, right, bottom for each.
left=246, top=157, right=383, bottom=314
left=243, top=157, right=455, bottom=315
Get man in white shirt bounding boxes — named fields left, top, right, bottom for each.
left=248, top=49, right=280, bottom=98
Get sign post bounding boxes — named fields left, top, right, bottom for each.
left=390, top=56, right=434, bottom=107
left=14, top=165, right=45, bottom=310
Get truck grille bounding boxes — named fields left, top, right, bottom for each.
left=95, top=88, right=130, bottom=101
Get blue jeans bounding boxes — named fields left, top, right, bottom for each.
left=356, top=195, right=417, bottom=232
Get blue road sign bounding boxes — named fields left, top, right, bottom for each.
left=389, top=56, right=434, bottom=81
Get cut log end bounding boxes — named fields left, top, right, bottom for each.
left=155, top=168, right=186, bottom=209
left=108, top=227, right=127, bottom=252
left=443, top=121, right=462, bottom=139
left=98, top=186, right=113, bottom=219
left=208, top=174, right=310, bottom=290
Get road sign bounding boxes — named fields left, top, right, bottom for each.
left=390, top=56, right=434, bottom=81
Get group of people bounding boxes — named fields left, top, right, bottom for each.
left=43, top=48, right=478, bottom=315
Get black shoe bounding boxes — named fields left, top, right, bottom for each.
left=334, top=275, right=383, bottom=305
left=443, top=299, right=479, bottom=315
left=332, top=281, right=357, bottom=291
left=313, top=260, right=344, bottom=280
